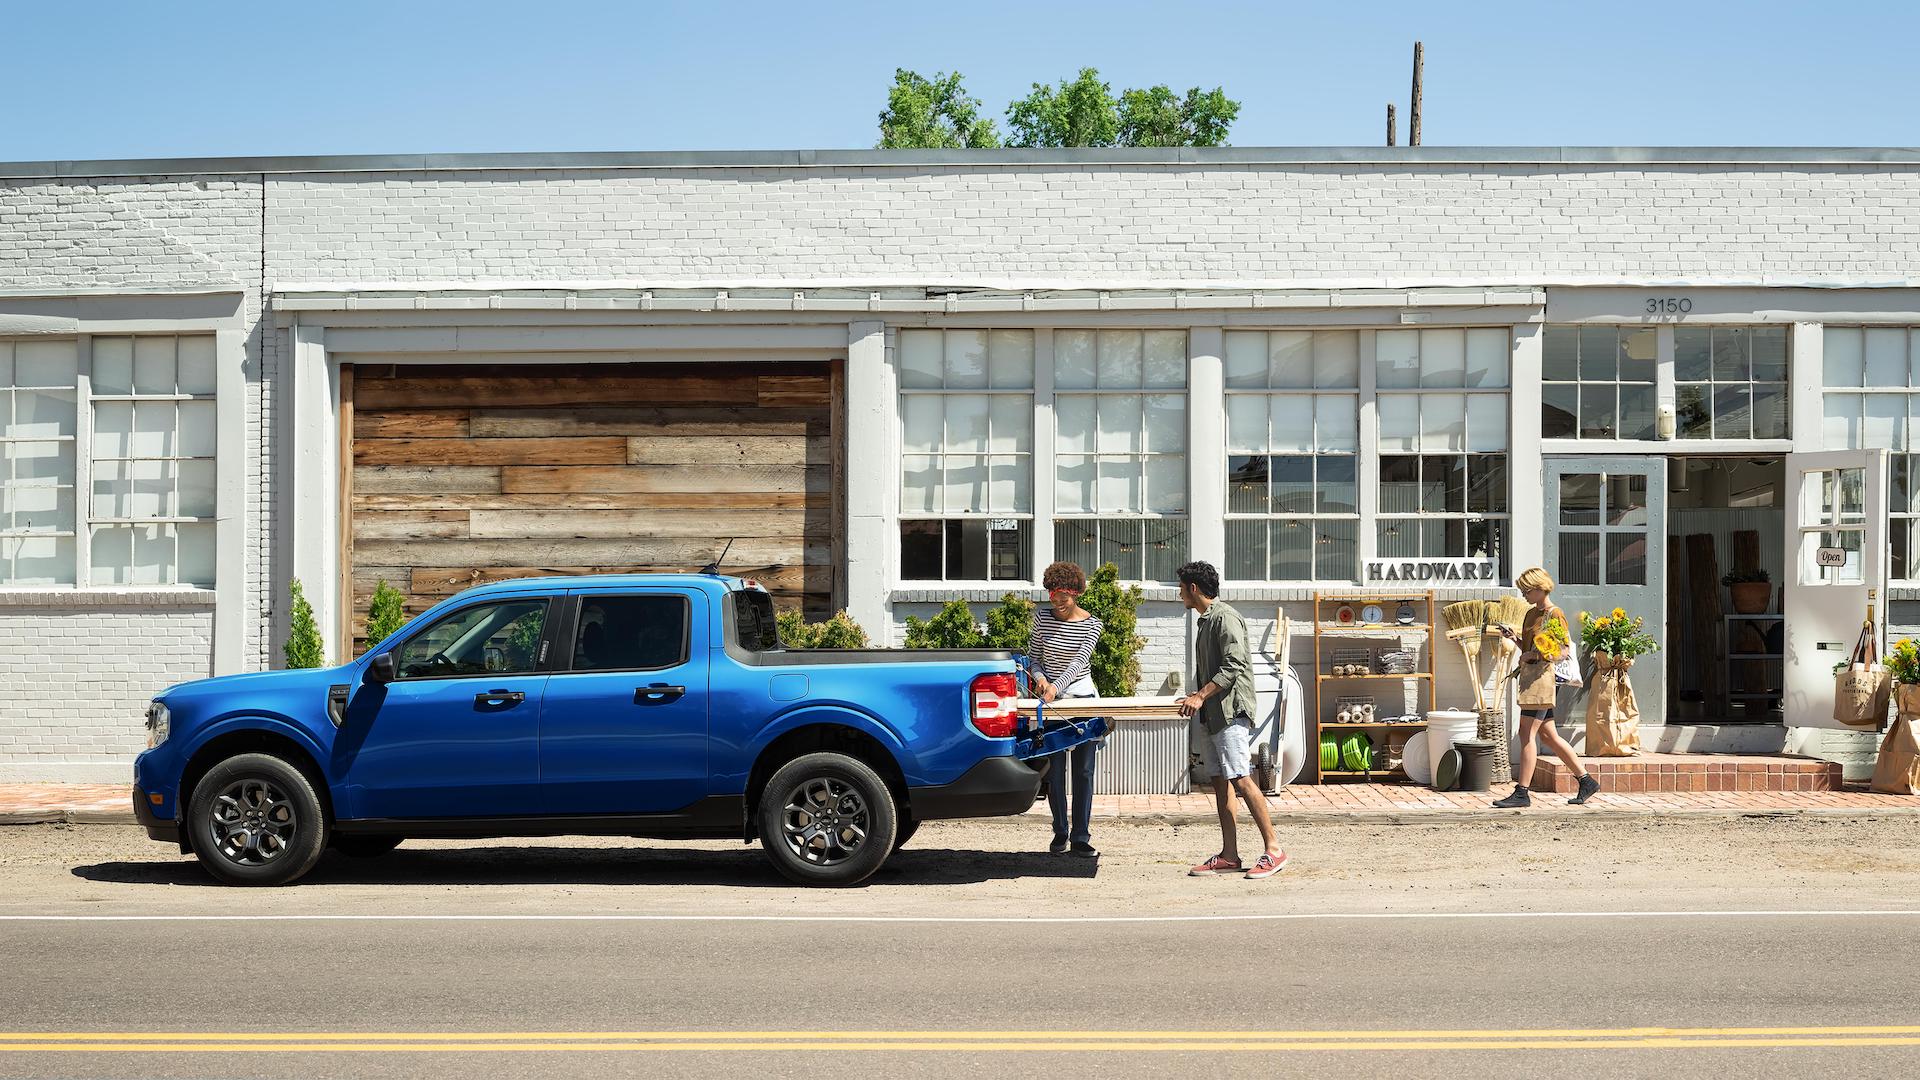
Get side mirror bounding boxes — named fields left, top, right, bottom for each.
left=366, top=653, right=396, bottom=685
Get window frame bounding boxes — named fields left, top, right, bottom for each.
left=0, top=339, right=80, bottom=585
left=1822, top=327, right=1919, bottom=581
left=1540, top=325, right=1659, bottom=441
left=558, top=592, right=694, bottom=675
left=386, top=596, right=558, bottom=682
left=1674, top=325, right=1791, bottom=441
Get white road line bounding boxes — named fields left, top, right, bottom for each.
left=1, top=909, right=1918, bottom=924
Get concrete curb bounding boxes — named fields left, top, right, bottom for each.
left=0, top=810, right=134, bottom=826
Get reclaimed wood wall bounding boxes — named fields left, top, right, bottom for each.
left=347, top=362, right=835, bottom=650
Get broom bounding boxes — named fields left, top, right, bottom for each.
left=1477, top=595, right=1530, bottom=783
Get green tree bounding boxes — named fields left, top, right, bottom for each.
left=364, top=579, right=409, bottom=651
left=283, top=579, right=325, bottom=670
left=981, top=592, right=1034, bottom=652
left=878, top=69, right=1000, bottom=149
left=1117, top=85, right=1241, bottom=147
left=903, top=600, right=986, bottom=649
left=776, top=609, right=871, bottom=649
left=1080, top=563, right=1146, bottom=696
left=1005, top=67, right=1120, bottom=148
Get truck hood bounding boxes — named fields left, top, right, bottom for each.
left=156, top=664, right=354, bottom=703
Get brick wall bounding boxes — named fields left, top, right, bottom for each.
left=0, top=604, right=214, bottom=781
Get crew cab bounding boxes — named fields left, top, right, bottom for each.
left=132, top=574, right=1091, bottom=886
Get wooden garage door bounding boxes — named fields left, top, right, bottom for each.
left=345, top=362, right=835, bottom=652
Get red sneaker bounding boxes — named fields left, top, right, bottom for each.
left=1188, top=854, right=1244, bottom=876
left=1244, top=852, right=1289, bottom=880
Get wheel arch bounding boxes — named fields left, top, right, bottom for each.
left=178, top=727, right=336, bottom=849
left=744, top=722, right=911, bottom=840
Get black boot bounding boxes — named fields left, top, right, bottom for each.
left=1492, top=784, right=1531, bottom=808
left=1568, top=773, right=1601, bottom=805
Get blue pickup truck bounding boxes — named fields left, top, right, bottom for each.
left=133, top=574, right=1094, bottom=886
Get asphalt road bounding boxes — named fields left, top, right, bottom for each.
left=3, top=816, right=1919, bottom=1078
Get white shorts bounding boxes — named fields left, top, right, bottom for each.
left=1200, top=716, right=1254, bottom=781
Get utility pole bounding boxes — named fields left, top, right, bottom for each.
left=1387, top=103, right=1397, bottom=146
left=1410, top=40, right=1424, bottom=146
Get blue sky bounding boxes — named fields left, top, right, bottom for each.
left=3, top=1, right=1914, bottom=159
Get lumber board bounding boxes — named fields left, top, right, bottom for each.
left=500, top=464, right=827, bottom=495
left=626, top=435, right=825, bottom=466
left=469, top=508, right=813, bottom=540
left=353, top=510, right=472, bottom=540
left=1015, top=697, right=1188, bottom=720
left=357, top=437, right=628, bottom=467
left=1685, top=532, right=1726, bottom=711
left=353, top=465, right=501, bottom=494
left=468, top=407, right=826, bottom=439
left=353, top=410, right=471, bottom=439
left=353, top=373, right=759, bottom=410
left=355, top=537, right=826, bottom=568
left=406, top=564, right=814, bottom=597
left=352, top=491, right=828, bottom=512
left=757, top=374, right=833, bottom=409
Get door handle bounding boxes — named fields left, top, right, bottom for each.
left=635, top=684, right=687, bottom=703
left=475, top=689, right=526, bottom=706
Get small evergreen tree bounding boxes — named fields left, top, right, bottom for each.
left=903, top=599, right=986, bottom=649
left=1080, top=563, right=1146, bottom=696
left=982, top=592, right=1034, bottom=652
left=283, top=579, right=325, bottom=670
left=776, top=609, right=871, bottom=649
left=364, top=579, right=409, bottom=651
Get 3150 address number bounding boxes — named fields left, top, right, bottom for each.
left=1646, top=297, right=1693, bottom=314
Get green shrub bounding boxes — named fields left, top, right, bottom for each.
left=364, top=579, right=410, bottom=650
left=982, top=592, right=1034, bottom=651
left=1081, top=562, right=1145, bottom=696
left=283, top=579, right=325, bottom=670
left=777, top=609, right=871, bottom=649
left=903, top=599, right=985, bottom=649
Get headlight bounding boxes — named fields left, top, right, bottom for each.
left=145, top=701, right=170, bottom=748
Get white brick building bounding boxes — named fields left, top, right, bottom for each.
left=4, top=146, right=1919, bottom=781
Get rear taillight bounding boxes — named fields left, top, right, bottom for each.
left=969, top=672, right=1020, bottom=738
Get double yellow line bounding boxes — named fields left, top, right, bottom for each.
left=4, top=1026, right=1920, bottom=1053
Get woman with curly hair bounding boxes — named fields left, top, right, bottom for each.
left=1028, top=560, right=1104, bottom=857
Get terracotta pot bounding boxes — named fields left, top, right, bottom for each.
left=1729, top=581, right=1771, bottom=614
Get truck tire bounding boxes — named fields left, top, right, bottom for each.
left=757, top=751, right=897, bottom=886
left=330, top=835, right=404, bottom=858
left=187, top=753, right=329, bottom=887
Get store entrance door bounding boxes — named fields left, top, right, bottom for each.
left=1544, top=457, right=1667, bottom=727
left=1781, top=450, right=1889, bottom=726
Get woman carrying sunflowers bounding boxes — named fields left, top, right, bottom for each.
left=1492, top=566, right=1599, bottom=808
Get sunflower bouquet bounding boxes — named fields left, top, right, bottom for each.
left=1533, top=613, right=1571, bottom=661
left=1577, top=607, right=1660, bottom=660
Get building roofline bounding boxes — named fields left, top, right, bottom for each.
left=4, top=145, right=1920, bottom=179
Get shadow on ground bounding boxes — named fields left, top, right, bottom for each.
left=69, top=843, right=1103, bottom=889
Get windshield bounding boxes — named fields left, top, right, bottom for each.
left=732, top=589, right=781, bottom=653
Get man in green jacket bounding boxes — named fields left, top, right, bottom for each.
left=1176, top=561, right=1287, bottom=880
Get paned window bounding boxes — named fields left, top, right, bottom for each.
left=1053, top=329, right=1188, bottom=581
left=1376, top=328, right=1510, bottom=570
left=89, top=336, right=218, bottom=586
left=1824, top=327, right=1920, bottom=577
left=1676, top=326, right=1789, bottom=439
left=1541, top=326, right=1657, bottom=439
left=1555, top=472, right=1650, bottom=585
left=1222, top=330, right=1359, bottom=581
left=0, top=341, right=78, bottom=584
left=898, top=329, right=1034, bottom=581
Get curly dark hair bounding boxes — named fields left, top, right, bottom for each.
left=1176, top=561, right=1220, bottom=599
left=1042, top=561, right=1087, bottom=593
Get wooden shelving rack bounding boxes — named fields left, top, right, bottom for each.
left=1312, top=590, right=1437, bottom=782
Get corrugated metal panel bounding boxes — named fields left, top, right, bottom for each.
left=1095, top=720, right=1192, bottom=795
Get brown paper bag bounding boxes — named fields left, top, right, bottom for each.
left=1870, top=714, right=1920, bottom=795
left=1516, top=658, right=1557, bottom=709
left=1586, top=653, right=1642, bottom=756
left=1834, top=624, right=1890, bottom=729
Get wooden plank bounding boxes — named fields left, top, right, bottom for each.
left=357, top=437, right=627, bottom=467
left=625, top=436, right=823, bottom=466
left=352, top=491, right=829, bottom=512
left=470, top=407, right=825, bottom=439
left=354, top=510, right=472, bottom=540
left=353, top=465, right=501, bottom=494
left=757, top=374, right=831, bottom=409
left=501, top=464, right=827, bottom=495
left=357, top=537, right=826, bottom=568
left=353, top=373, right=759, bottom=410
left=469, top=508, right=814, bottom=540
left=337, top=364, right=355, bottom=656
left=353, top=410, right=471, bottom=440
left=829, top=357, right=846, bottom=613
left=1686, top=533, right=1726, bottom=712
left=408, top=564, right=813, bottom=596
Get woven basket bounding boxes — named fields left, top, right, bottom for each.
left=1477, top=705, right=1512, bottom=783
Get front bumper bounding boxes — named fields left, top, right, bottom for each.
left=131, top=784, right=180, bottom=844
left=907, top=755, right=1050, bottom=821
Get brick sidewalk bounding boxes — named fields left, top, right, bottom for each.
left=5, top=781, right=1917, bottom=827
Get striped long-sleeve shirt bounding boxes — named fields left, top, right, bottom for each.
left=1029, top=608, right=1104, bottom=694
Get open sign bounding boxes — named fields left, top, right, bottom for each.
left=1816, top=547, right=1848, bottom=568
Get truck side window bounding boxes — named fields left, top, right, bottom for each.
left=394, top=600, right=548, bottom=679
left=572, top=595, right=689, bottom=671
left=733, top=590, right=780, bottom=652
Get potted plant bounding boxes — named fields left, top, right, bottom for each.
left=1721, top=568, right=1772, bottom=614
left=1888, top=638, right=1920, bottom=718
left=1576, top=608, right=1660, bottom=756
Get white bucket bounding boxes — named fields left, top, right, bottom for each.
left=1426, top=709, right=1480, bottom=779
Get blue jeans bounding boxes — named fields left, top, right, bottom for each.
left=1047, top=737, right=1098, bottom=845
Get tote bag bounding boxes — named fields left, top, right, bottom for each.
left=1833, top=623, right=1891, bottom=730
